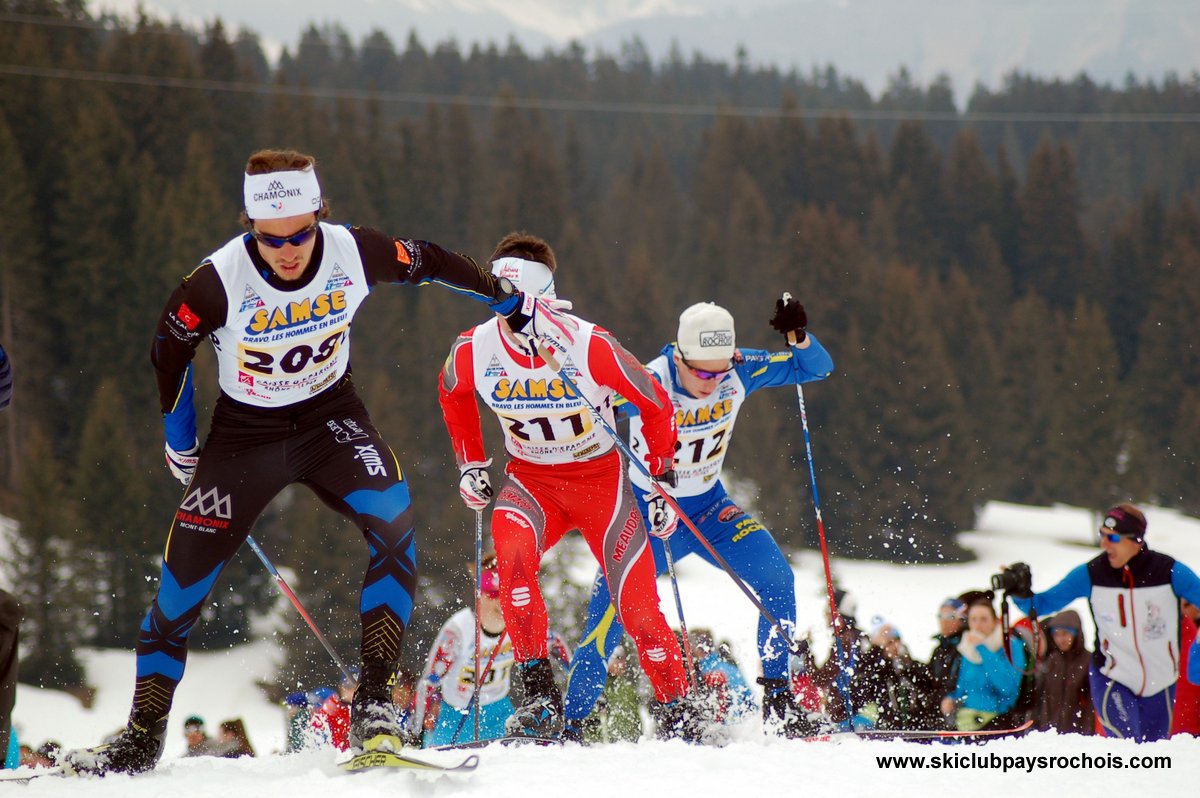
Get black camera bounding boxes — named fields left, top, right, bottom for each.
left=990, top=562, right=1033, bottom=597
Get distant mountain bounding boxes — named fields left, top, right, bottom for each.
left=98, top=0, right=1200, bottom=104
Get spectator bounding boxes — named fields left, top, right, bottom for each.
left=927, top=597, right=967, bottom=700
left=852, top=617, right=939, bottom=731
left=582, top=644, right=643, bottom=744
left=182, top=715, right=218, bottom=757
left=1036, top=610, right=1094, bottom=734
left=29, top=741, right=60, bottom=768
left=283, top=692, right=312, bottom=753
left=310, top=676, right=354, bottom=750
left=413, top=553, right=571, bottom=747
left=3, top=725, right=17, bottom=769
left=0, top=589, right=20, bottom=770
left=1010, top=503, right=1200, bottom=741
left=909, top=596, right=970, bottom=730
left=391, top=670, right=420, bottom=747
left=809, top=588, right=870, bottom=730
left=1171, top=599, right=1200, bottom=736
left=691, top=630, right=755, bottom=726
left=214, top=718, right=255, bottom=758
left=940, top=598, right=1025, bottom=731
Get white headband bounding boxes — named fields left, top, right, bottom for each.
left=243, top=168, right=323, bottom=220
left=490, top=256, right=556, bottom=299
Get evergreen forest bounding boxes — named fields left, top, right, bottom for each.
left=1, top=0, right=1198, bottom=692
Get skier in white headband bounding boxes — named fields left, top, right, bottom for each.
left=63, top=149, right=574, bottom=776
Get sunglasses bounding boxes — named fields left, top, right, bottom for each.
left=681, top=357, right=734, bottom=380
left=252, top=220, right=318, bottom=249
left=1099, top=531, right=1128, bottom=544
left=938, top=612, right=963, bottom=621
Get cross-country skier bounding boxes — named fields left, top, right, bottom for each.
left=438, top=232, right=697, bottom=740
left=61, top=149, right=566, bottom=776
left=413, top=553, right=571, bottom=746
left=561, top=298, right=833, bottom=740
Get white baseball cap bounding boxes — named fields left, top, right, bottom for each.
left=677, top=302, right=735, bottom=361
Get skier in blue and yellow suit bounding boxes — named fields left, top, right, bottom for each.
left=562, top=298, right=833, bottom=740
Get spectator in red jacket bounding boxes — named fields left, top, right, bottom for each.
left=1171, top=599, right=1200, bottom=736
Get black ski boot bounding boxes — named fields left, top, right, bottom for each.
left=759, top=677, right=820, bottom=738
left=651, top=694, right=704, bottom=742
left=505, top=658, right=563, bottom=738
left=348, top=662, right=405, bottom=752
left=61, top=713, right=165, bottom=776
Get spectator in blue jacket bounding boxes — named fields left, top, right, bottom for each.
left=1008, top=504, right=1200, bottom=742
left=940, top=598, right=1024, bottom=731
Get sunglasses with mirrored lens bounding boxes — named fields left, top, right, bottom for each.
left=681, top=358, right=734, bottom=380
left=252, top=221, right=318, bottom=249
left=1099, top=531, right=1126, bottom=544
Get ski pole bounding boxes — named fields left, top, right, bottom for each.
left=661, top=538, right=697, bottom=689
left=535, top=343, right=802, bottom=655
left=779, top=292, right=852, bottom=722
left=449, top=629, right=509, bottom=745
left=246, top=535, right=357, bottom=688
left=473, top=509, right=484, bottom=741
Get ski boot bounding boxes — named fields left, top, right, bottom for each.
left=505, top=658, right=563, bottom=738
left=348, top=663, right=406, bottom=752
left=560, top=719, right=588, bottom=745
left=759, top=677, right=821, bottom=738
left=651, top=694, right=704, bottom=743
left=60, top=712, right=165, bottom=776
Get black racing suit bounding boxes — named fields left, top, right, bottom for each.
left=129, top=226, right=513, bottom=737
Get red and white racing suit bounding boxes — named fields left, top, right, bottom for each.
left=438, top=316, right=690, bottom=703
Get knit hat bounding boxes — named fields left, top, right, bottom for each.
left=1103, top=505, right=1147, bottom=541
left=868, top=615, right=900, bottom=644
left=833, top=588, right=857, bottom=619
left=940, top=597, right=967, bottom=620
left=677, top=302, right=735, bottom=361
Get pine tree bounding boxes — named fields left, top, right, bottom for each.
left=1043, top=298, right=1125, bottom=508
left=8, top=423, right=87, bottom=689
left=71, top=380, right=157, bottom=645
left=1018, top=136, right=1089, bottom=309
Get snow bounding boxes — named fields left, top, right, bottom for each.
left=8, top=500, right=1200, bottom=793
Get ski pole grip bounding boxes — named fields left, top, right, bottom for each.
left=781, top=292, right=799, bottom=346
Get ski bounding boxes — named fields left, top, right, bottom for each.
left=850, top=718, right=1035, bottom=741
left=341, top=748, right=479, bottom=773
left=434, top=734, right=562, bottom=751
left=0, top=766, right=64, bottom=782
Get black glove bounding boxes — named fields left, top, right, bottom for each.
left=770, top=295, right=807, bottom=343
left=653, top=468, right=678, bottom=489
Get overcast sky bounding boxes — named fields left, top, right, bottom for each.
left=90, top=0, right=1200, bottom=104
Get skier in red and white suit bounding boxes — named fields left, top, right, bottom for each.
left=438, top=231, right=695, bottom=740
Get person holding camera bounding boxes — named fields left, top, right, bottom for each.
left=1000, top=503, right=1200, bottom=742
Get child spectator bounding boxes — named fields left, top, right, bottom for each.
left=1035, top=610, right=1094, bottom=734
